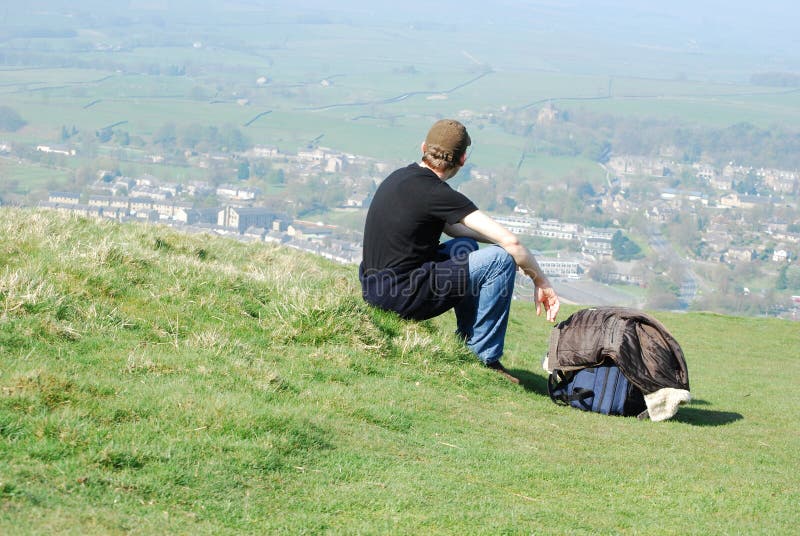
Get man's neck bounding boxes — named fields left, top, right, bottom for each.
left=418, top=161, right=452, bottom=181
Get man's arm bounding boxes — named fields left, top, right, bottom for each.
left=460, top=210, right=560, bottom=321
left=443, top=222, right=493, bottom=243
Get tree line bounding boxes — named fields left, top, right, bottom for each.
left=495, top=107, right=800, bottom=170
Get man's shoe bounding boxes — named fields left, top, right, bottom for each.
left=486, top=360, right=520, bottom=384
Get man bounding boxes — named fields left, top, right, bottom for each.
left=359, top=119, right=560, bottom=382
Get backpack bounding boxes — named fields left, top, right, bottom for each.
left=544, top=307, right=691, bottom=421
left=547, top=362, right=648, bottom=418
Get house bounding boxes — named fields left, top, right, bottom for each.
left=287, top=221, right=335, bottom=240
left=36, top=145, right=75, bottom=157
left=645, top=205, right=676, bottom=223
left=536, top=103, right=560, bottom=126
left=772, top=249, right=789, bottom=263
left=607, top=156, right=671, bottom=178
left=135, top=174, right=158, bottom=187
left=216, top=185, right=258, bottom=201
left=582, top=237, right=613, bottom=258
left=171, top=203, right=197, bottom=224
left=134, top=210, right=160, bottom=222
left=709, top=176, right=733, bottom=191
left=130, top=186, right=169, bottom=201
left=531, top=220, right=579, bottom=241
left=604, top=261, right=645, bottom=286
left=660, top=189, right=708, bottom=207
left=694, top=164, right=716, bottom=182
left=109, top=197, right=131, bottom=211
left=762, top=170, right=798, bottom=194
left=129, top=197, right=154, bottom=214
left=582, top=227, right=616, bottom=241
left=88, top=195, right=113, bottom=207
left=39, top=202, right=102, bottom=219
left=724, top=247, right=754, bottom=263
left=719, top=193, right=772, bottom=210
left=48, top=192, right=81, bottom=205
left=493, top=215, right=535, bottom=235
left=297, top=149, right=326, bottom=162
left=341, top=190, right=372, bottom=208
left=532, top=227, right=577, bottom=240
left=325, top=157, right=344, bottom=173
left=250, top=146, right=281, bottom=159
left=537, top=257, right=583, bottom=278
left=217, top=206, right=274, bottom=233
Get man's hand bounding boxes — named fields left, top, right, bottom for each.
left=535, top=282, right=560, bottom=322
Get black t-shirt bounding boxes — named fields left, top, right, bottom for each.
left=359, top=163, right=478, bottom=320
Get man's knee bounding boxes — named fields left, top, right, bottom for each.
left=490, top=246, right=516, bottom=273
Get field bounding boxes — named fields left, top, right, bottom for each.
left=3, top=2, right=800, bottom=190
left=0, top=209, right=797, bottom=534
left=0, top=157, right=71, bottom=193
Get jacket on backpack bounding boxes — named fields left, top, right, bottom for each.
left=543, top=307, right=691, bottom=421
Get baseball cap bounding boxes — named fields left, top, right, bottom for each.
left=425, top=119, right=471, bottom=163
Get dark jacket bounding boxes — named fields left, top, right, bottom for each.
left=546, top=307, right=689, bottom=395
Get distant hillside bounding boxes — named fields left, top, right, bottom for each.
left=0, top=208, right=797, bottom=534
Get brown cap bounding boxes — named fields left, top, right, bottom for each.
left=425, top=119, right=471, bottom=163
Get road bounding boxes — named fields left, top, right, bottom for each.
left=515, top=278, right=641, bottom=308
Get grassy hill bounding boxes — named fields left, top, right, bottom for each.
left=0, top=208, right=797, bottom=534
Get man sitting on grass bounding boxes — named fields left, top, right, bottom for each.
left=359, top=119, right=560, bottom=382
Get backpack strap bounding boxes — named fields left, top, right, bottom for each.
left=548, top=370, right=595, bottom=405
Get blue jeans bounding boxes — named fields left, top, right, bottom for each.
left=439, top=238, right=516, bottom=365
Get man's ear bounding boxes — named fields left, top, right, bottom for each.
left=421, top=142, right=427, bottom=154
left=459, top=151, right=468, bottom=166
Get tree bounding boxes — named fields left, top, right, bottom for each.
left=96, top=128, right=113, bottom=143
left=776, top=265, right=788, bottom=290
left=219, top=124, right=249, bottom=152
left=179, top=123, right=204, bottom=149
left=646, top=276, right=682, bottom=310
left=0, top=106, right=26, bottom=132
left=153, top=122, right=177, bottom=149
left=113, top=130, right=130, bottom=146
left=267, top=168, right=285, bottom=186
left=237, top=161, right=250, bottom=180
left=785, top=265, right=800, bottom=291
left=611, top=231, right=643, bottom=261
left=589, top=259, right=615, bottom=283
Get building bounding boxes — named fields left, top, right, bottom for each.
left=36, top=145, right=76, bottom=157
left=719, top=193, right=772, bottom=210
left=217, top=206, right=274, bottom=233
left=538, top=258, right=583, bottom=278
left=216, top=185, right=258, bottom=201
left=48, top=192, right=81, bottom=204
left=724, top=247, right=755, bottom=263
left=493, top=215, right=535, bottom=235
left=583, top=237, right=613, bottom=259
left=39, top=202, right=103, bottom=219
left=772, top=249, right=789, bottom=263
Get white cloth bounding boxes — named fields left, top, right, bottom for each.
left=644, top=388, right=692, bottom=422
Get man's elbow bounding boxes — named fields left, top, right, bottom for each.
left=499, top=236, right=522, bottom=251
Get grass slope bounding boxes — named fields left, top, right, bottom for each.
left=0, top=208, right=797, bottom=534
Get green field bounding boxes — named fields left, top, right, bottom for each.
left=3, top=28, right=800, bottom=171
left=0, top=208, right=797, bottom=534
left=0, top=158, right=71, bottom=193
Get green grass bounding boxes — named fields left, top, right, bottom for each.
left=4, top=58, right=800, bottom=168
left=0, top=208, right=797, bottom=534
left=0, top=158, right=72, bottom=192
